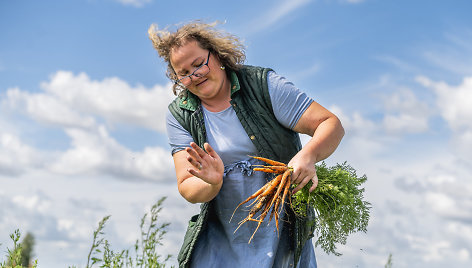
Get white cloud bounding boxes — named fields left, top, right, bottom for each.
left=417, top=75, right=472, bottom=130
left=5, top=70, right=174, bottom=133
left=6, top=86, right=96, bottom=129
left=330, top=105, right=377, bottom=136
left=0, top=191, right=71, bottom=245
left=49, top=125, right=173, bottom=180
left=327, top=105, right=388, bottom=165
left=408, top=236, right=450, bottom=262
left=422, top=31, right=472, bottom=76
left=113, top=0, right=152, bottom=8
left=383, top=113, right=428, bottom=134
left=1, top=70, right=176, bottom=181
left=417, top=75, right=472, bottom=159
left=381, top=89, right=430, bottom=134
left=0, top=132, right=44, bottom=176
left=395, top=157, right=472, bottom=263
left=425, top=192, right=456, bottom=214
left=344, top=0, right=365, bottom=3
left=39, top=71, right=175, bottom=132
left=374, top=55, right=420, bottom=73
left=12, top=194, right=51, bottom=213
left=246, top=0, right=312, bottom=34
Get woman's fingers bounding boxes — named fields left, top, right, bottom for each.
left=187, top=167, right=200, bottom=177
left=204, top=143, right=221, bottom=160
left=292, top=176, right=307, bottom=193
left=309, top=173, right=319, bottom=192
left=290, top=165, right=318, bottom=194
left=187, top=156, right=202, bottom=170
left=190, top=142, right=207, bottom=158
left=204, top=142, right=214, bottom=156
left=185, top=142, right=224, bottom=186
left=186, top=148, right=203, bottom=171
left=186, top=146, right=202, bottom=161
left=185, top=143, right=205, bottom=175
left=291, top=167, right=309, bottom=185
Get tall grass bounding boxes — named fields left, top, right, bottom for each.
left=1, top=197, right=172, bottom=268
left=0, top=230, right=38, bottom=268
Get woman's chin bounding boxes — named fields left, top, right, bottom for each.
left=194, top=84, right=213, bottom=97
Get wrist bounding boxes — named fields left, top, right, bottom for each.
left=294, top=148, right=318, bottom=166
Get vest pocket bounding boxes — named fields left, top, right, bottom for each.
left=177, top=214, right=198, bottom=266
left=177, top=202, right=210, bottom=267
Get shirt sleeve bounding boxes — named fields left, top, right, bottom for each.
left=267, top=71, right=314, bottom=129
left=166, top=109, right=193, bottom=155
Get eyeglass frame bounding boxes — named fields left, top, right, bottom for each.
left=174, top=50, right=211, bottom=88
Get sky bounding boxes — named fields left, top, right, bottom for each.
left=1, top=0, right=472, bottom=267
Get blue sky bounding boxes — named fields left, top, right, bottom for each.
left=1, top=0, right=472, bottom=267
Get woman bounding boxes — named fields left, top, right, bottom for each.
left=148, top=21, right=344, bottom=268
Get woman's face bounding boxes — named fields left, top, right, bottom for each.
left=170, top=40, right=228, bottom=101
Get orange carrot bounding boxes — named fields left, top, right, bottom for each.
left=274, top=174, right=292, bottom=235
left=234, top=195, right=269, bottom=234
left=261, top=174, right=282, bottom=197
left=253, top=168, right=283, bottom=174
left=268, top=170, right=290, bottom=222
left=270, top=170, right=290, bottom=206
left=250, top=156, right=286, bottom=166
left=278, top=175, right=291, bottom=216
left=269, top=194, right=282, bottom=235
left=232, top=156, right=297, bottom=243
left=248, top=195, right=273, bottom=243
left=230, top=182, right=270, bottom=222
left=266, top=166, right=289, bottom=172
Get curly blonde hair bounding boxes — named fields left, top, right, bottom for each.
left=148, top=21, right=246, bottom=95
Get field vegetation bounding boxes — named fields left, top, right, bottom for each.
left=1, top=197, right=172, bottom=268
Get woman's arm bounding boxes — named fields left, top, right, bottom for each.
left=173, top=142, right=224, bottom=203
left=289, top=101, right=345, bottom=193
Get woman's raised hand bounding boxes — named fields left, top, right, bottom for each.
left=185, top=142, right=224, bottom=185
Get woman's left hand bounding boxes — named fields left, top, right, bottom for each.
left=288, top=152, right=318, bottom=194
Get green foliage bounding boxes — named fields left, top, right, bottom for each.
left=19, top=233, right=35, bottom=267
left=385, top=253, right=393, bottom=268
left=2, top=197, right=171, bottom=268
left=86, top=215, right=112, bottom=267
left=135, top=197, right=171, bottom=268
left=292, top=162, right=371, bottom=256
left=84, top=197, right=172, bottom=268
left=1, top=230, right=38, bottom=268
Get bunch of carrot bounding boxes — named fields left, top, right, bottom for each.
left=232, top=156, right=371, bottom=256
left=230, top=156, right=293, bottom=243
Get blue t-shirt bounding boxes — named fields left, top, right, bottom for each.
left=166, top=71, right=313, bottom=165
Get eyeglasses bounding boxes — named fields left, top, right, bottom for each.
left=175, top=51, right=211, bottom=87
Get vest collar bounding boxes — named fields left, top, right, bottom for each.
left=229, top=70, right=241, bottom=96
left=177, top=91, right=200, bottom=112
left=178, top=70, right=241, bottom=112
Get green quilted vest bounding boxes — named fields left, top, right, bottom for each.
left=168, top=65, right=315, bottom=268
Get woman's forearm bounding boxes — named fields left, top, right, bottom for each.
left=300, top=116, right=344, bottom=163
left=178, top=176, right=223, bottom=203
